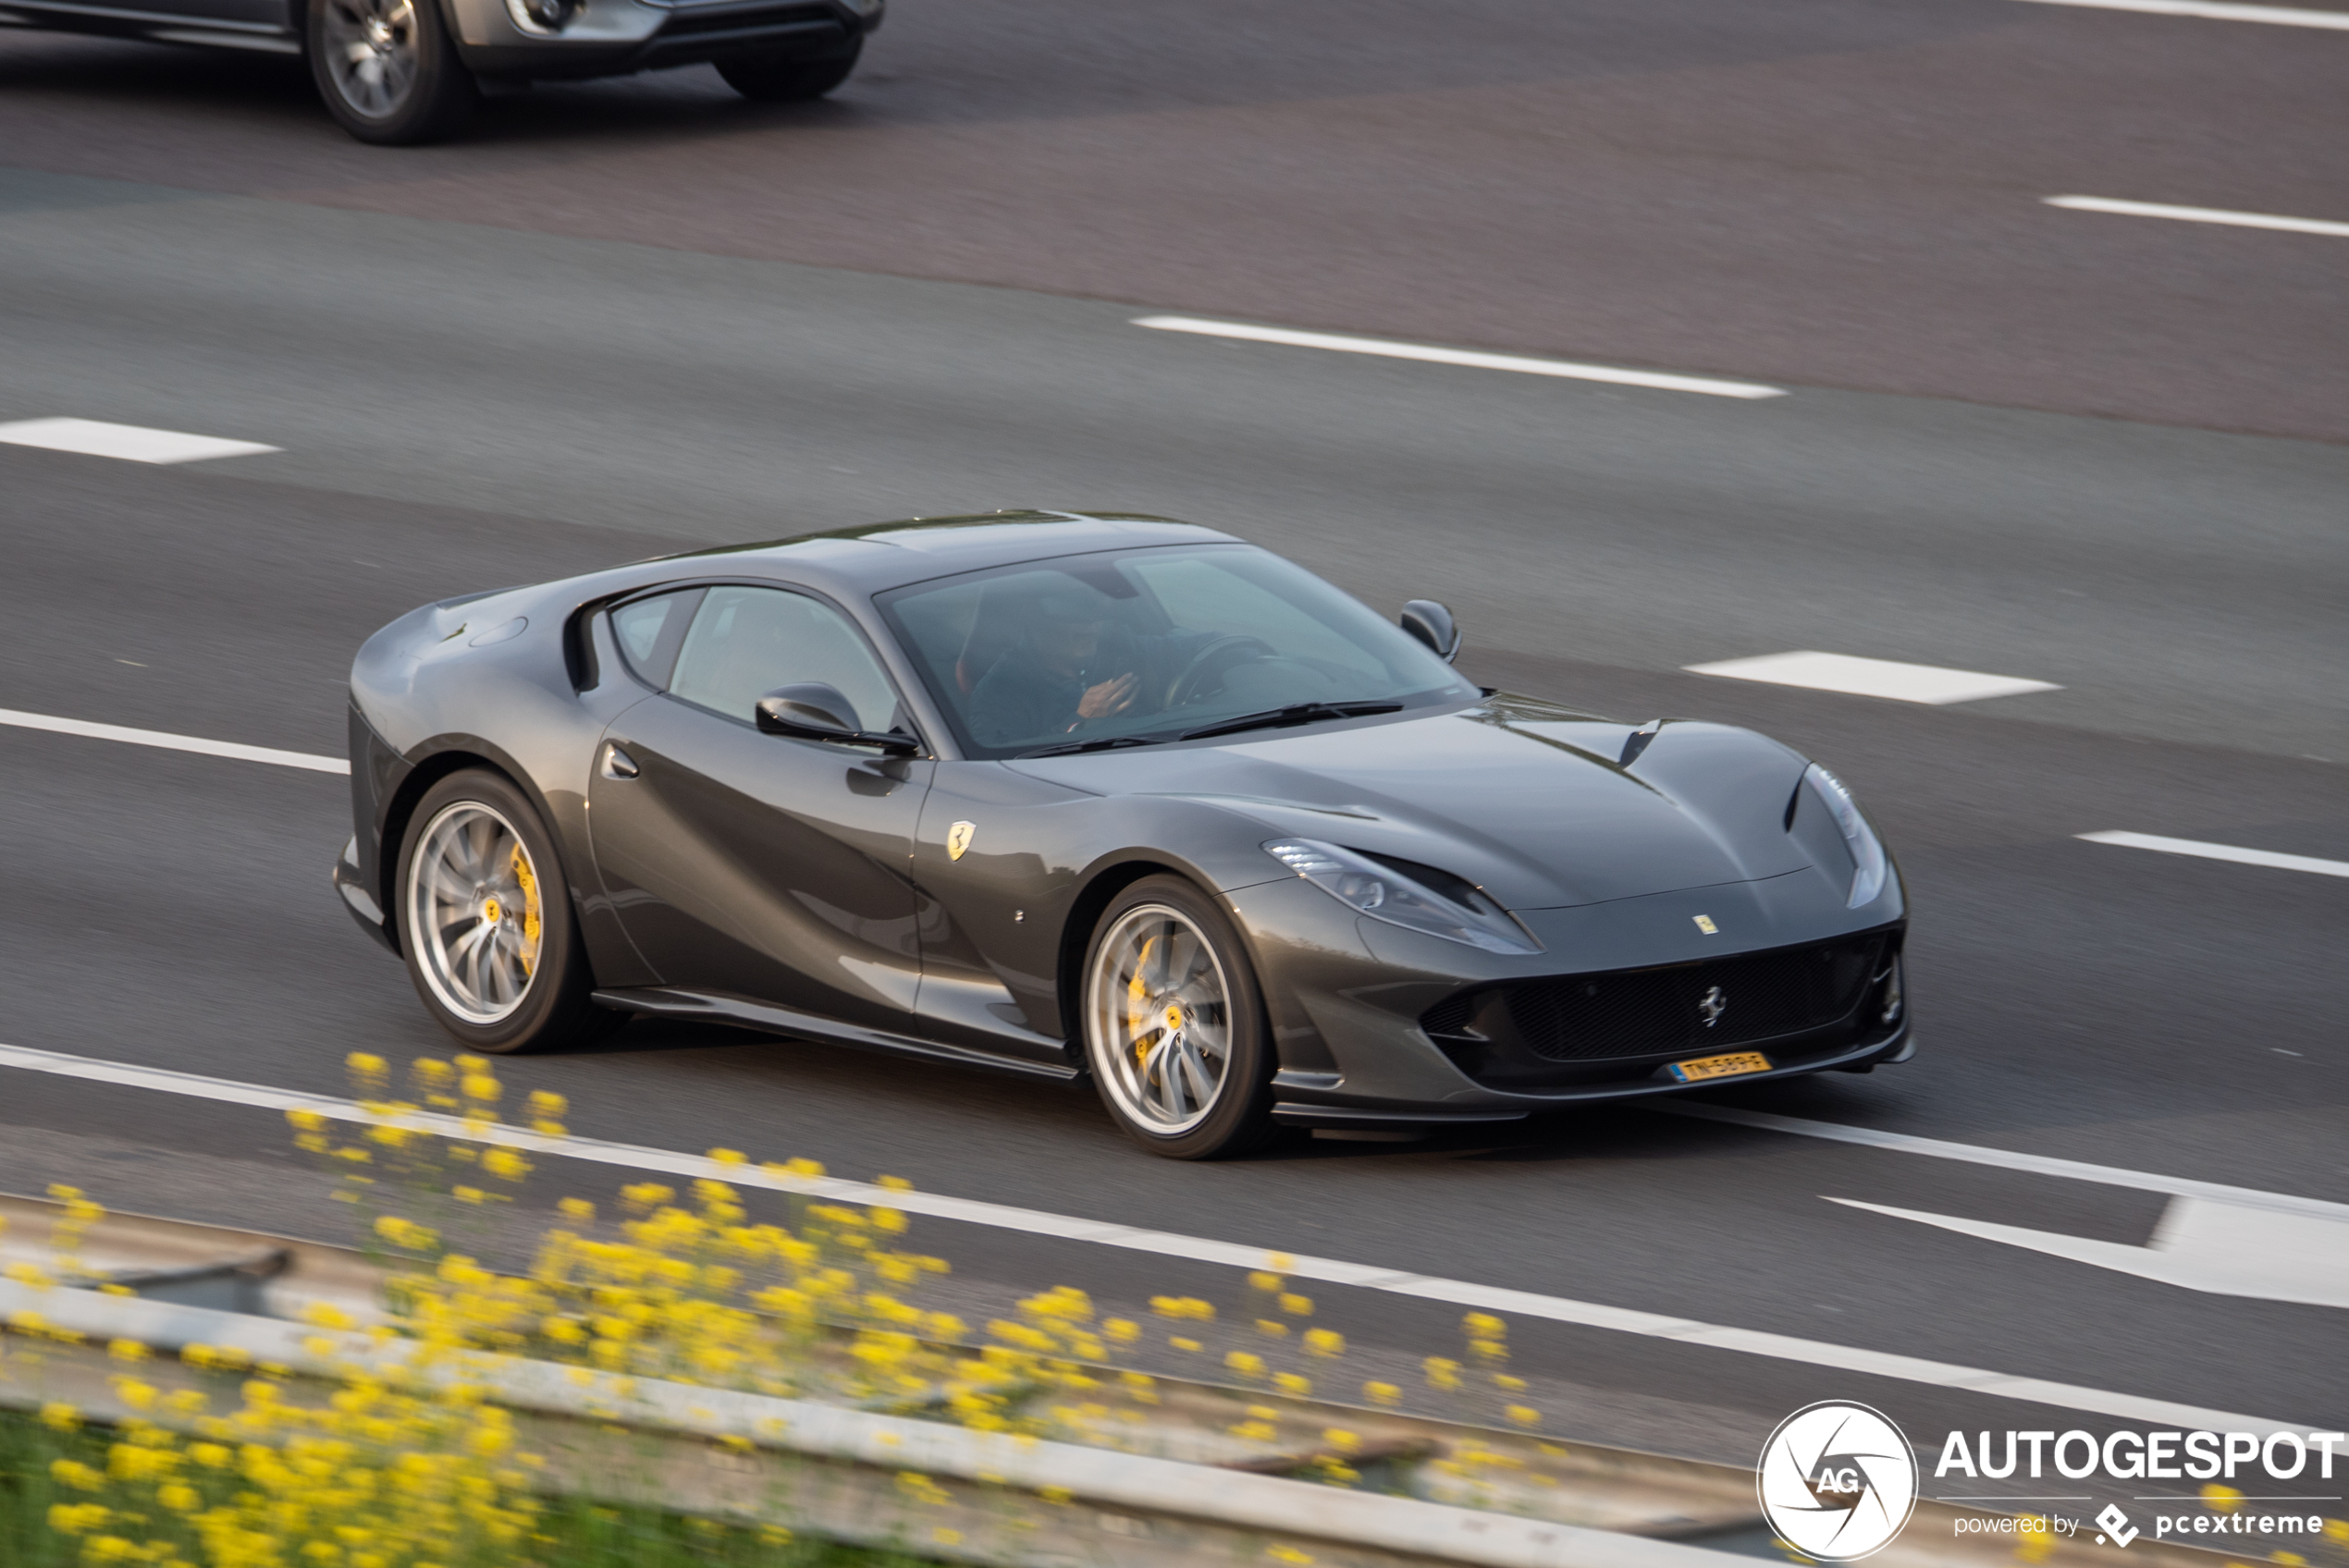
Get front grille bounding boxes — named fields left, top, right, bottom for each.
left=657, top=2, right=833, bottom=36
left=1423, top=935, right=1888, bottom=1064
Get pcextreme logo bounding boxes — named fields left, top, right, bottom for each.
left=1758, top=1402, right=1921, bottom=1561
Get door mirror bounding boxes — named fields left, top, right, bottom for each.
left=1400, top=599, right=1461, bottom=663
left=755, top=684, right=920, bottom=754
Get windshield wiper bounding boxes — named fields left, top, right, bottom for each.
left=1179, top=701, right=1404, bottom=741
left=1017, top=733, right=1174, bottom=758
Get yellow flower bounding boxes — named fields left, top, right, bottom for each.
left=158, top=1482, right=203, bottom=1513
left=527, top=1089, right=566, bottom=1120
left=41, top=1403, right=80, bottom=1431
left=345, top=1052, right=387, bottom=1083
left=482, top=1148, right=530, bottom=1182
left=1225, top=1351, right=1266, bottom=1378
left=107, top=1338, right=148, bottom=1363
left=454, top=1186, right=486, bottom=1205
left=876, top=1174, right=914, bottom=1191
left=461, top=1072, right=501, bottom=1102
left=1322, top=1427, right=1359, bottom=1452
left=558, top=1197, right=595, bottom=1223
left=51, top=1458, right=106, bottom=1490
left=1494, top=1372, right=1527, bottom=1391
left=1248, top=1270, right=1284, bottom=1292
left=1506, top=1404, right=1541, bottom=1427
left=1256, top=1319, right=1289, bottom=1337
left=1171, top=1337, right=1202, bottom=1353
left=1150, top=1295, right=1215, bottom=1321
left=1278, top=1292, right=1312, bottom=1317
left=1267, top=1547, right=1314, bottom=1564
left=1303, top=1329, right=1345, bottom=1358
left=1423, top=1355, right=1461, bottom=1390
left=1273, top=1372, right=1312, bottom=1397
left=1363, top=1381, right=1401, bottom=1406
left=620, top=1183, right=672, bottom=1211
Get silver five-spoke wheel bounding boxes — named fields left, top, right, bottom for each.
left=404, top=800, right=544, bottom=1025
left=1085, top=902, right=1234, bottom=1135
left=321, top=0, right=420, bottom=119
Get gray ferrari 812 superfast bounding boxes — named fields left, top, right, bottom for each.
left=336, top=511, right=1910, bottom=1158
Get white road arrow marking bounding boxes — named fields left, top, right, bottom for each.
left=1827, top=1195, right=2349, bottom=1310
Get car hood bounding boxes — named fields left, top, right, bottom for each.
left=1007, top=694, right=1817, bottom=911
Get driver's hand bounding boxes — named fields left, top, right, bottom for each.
left=1076, top=671, right=1138, bottom=722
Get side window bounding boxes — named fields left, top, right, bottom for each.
left=608, top=589, right=703, bottom=689
left=669, top=586, right=903, bottom=731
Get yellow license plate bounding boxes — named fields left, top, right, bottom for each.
left=1667, top=1050, right=1771, bottom=1084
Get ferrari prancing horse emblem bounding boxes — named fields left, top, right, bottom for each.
left=1698, top=986, right=1728, bottom=1027
left=946, top=821, right=977, bottom=861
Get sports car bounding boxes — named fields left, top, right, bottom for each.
left=335, top=511, right=1910, bottom=1158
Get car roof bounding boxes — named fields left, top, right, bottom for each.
left=650, top=510, right=1242, bottom=594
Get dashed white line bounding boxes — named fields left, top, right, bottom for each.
left=0, top=417, right=280, bottom=465
left=1681, top=651, right=2061, bottom=705
left=2047, top=196, right=2349, bottom=238
left=0, top=1039, right=2314, bottom=1436
left=1131, top=316, right=1788, bottom=399
left=2076, top=830, right=2349, bottom=878
left=0, top=707, right=347, bottom=774
left=2012, top=0, right=2349, bottom=28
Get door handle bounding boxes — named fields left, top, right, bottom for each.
left=602, top=742, right=641, bottom=780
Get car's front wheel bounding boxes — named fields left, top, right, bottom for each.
left=395, top=769, right=612, bottom=1054
left=1081, top=876, right=1274, bottom=1159
left=309, top=0, right=477, bottom=145
left=715, top=38, right=862, bottom=102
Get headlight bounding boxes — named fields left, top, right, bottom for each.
left=1263, top=839, right=1540, bottom=955
left=1803, top=764, right=1888, bottom=909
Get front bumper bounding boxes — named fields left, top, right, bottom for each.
left=447, top=0, right=874, bottom=80
left=1227, top=868, right=1912, bottom=1130
left=334, top=836, right=398, bottom=953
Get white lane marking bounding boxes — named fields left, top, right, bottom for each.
left=0, top=417, right=280, bottom=465
left=0, top=707, right=347, bottom=775
left=0, top=1040, right=2312, bottom=1436
left=1130, top=315, right=1788, bottom=399
left=1828, top=1196, right=2349, bottom=1310
left=2077, top=830, right=2349, bottom=879
left=2013, top=0, right=2349, bottom=29
left=1653, top=1103, right=2349, bottom=1222
left=2047, top=195, right=2349, bottom=238
left=1681, top=650, right=2061, bottom=705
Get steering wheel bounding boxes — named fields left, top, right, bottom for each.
left=1164, top=635, right=1276, bottom=708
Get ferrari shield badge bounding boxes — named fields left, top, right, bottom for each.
left=947, top=821, right=977, bottom=861
left=1692, top=913, right=1718, bottom=934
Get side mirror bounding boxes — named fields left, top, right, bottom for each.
left=1400, top=599, right=1461, bottom=664
left=755, top=684, right=920, bottom=755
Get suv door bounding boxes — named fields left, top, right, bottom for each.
left=587, top=583, right=930, bottom=1028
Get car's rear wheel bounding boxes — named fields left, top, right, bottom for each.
left=396, top=769, right=612, bottom=1054
left=715, top=38, right=861, bottom=102
left=1081, top=876, right=1274, bottom=1159
left=309, top=0, right=476, bottom=145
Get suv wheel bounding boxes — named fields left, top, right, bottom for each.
left=310, top=0, right=477, bottom=145
left=716, top=38, right=862, bottom=102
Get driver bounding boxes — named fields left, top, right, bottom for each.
left=966, top=586, right=1149, bottom=746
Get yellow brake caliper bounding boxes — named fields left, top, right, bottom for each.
left=1126, top=937, right=1157, bottom=1070
left=510, top=844, right=543, bottom=977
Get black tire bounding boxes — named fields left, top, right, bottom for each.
left=1079, top=876, right=1275, bottom=1159
left=715, top=38, right=861, bottom=102
left=309, top=0, right=477, bottom=145
left=394, top=769, right=615, bottom=1054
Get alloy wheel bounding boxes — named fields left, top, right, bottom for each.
left=321, top=0, right=420, bottom=118
left=1086, top=903, right=1234, bottom=1135
left=405, top=800, right=544, bottom=1024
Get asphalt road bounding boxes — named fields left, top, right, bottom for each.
left=1, top=0, right=2344, bottom=1518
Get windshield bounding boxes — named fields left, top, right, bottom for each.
left=877, top=544, right=1476, bottom=759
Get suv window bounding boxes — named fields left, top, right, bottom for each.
left=669, top=585, right=903, bottom=731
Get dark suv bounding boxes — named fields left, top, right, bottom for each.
left=7, top=0, right=881, bottom=143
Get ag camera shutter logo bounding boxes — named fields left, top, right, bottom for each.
left=1758, top=1402, right=1920, bottom=1561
